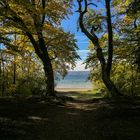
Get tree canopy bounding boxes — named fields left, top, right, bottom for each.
left=0, top=0, right=79, bottom=96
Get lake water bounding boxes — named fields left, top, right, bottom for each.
left=55, top=71, right=92, bottom=90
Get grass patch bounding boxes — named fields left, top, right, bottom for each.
left=57, top=90, right=104, bottom=100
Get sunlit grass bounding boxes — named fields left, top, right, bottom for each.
left=58, top=90, right=104, bottom=100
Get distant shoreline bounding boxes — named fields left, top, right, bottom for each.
left=55, top=71, right=92, bottom=90
left=55, top=88, right=92, bottom=92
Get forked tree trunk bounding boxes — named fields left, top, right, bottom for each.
left=95, top=42, right=122, bottom=97
left=77, top=0, right=122, bottom=97
left=102, top=71, right=122, bottom=97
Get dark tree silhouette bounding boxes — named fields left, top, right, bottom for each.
left=77, top=0, right=122, bottom=97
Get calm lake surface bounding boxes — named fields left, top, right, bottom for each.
left=55, top=71, right=92, bottom=90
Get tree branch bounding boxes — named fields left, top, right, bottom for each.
left=77, top=0, right=106, bottom=71
left=50, top=54, right=58, bottom=61
left=77, top=0, right=99, bottom=47
left=87, top=3, right=97, bottom=7
left=41, top=0, right=46, bottom=25
left=1, top=2, right=43, bottom=59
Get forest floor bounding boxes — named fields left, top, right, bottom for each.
left=0, top=92, right=140, bottom=140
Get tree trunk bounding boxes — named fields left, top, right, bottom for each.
left=42, top=57, right=55, bottom=96
left=104, top=0, right=122, bottom=96
left=134, top=18, right=140, bottom=70
left=36, top=51, right=55, bottom=96
left=38, top=35, right=55, bottom=96
left=102, top=71, right=122, bottom=97
left=95, top=42, right=122, bottom=97
left=2, top=57, right=5, bottom=95
left=105, top=0, right=114, bottom=76
left=26, top=32, right=55, bottom=96
left=33, top=50, right=55, bottom=96
left=77, top=0, right=122, bottom=97
left=0, top=52, right=2, bottom=95
left=13, top=55, right=16, bottom=85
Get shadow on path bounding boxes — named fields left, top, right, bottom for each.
left=0, top=95, right=140, bottom=140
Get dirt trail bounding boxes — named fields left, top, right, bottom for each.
left=0, top=96, right=140, bottom=140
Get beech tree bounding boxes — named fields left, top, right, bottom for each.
left=0, top=0, right=79, bottom=96
left=77, top=0, right=122, bottom=97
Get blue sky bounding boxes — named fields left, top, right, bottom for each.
left=61, top=1, right=105, bottom=71
left=61, top=2, right=90, bottom=71
left=61, top=3, right=89, bottom=50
